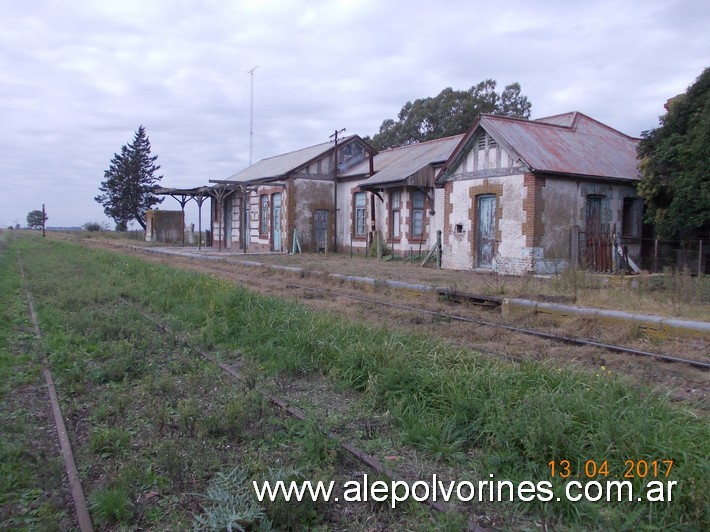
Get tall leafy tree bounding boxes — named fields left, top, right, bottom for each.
left=637, top=67, right=710, bottom=239
left=369, top=80, right=532, bottom=149
left=95, top=125, right=163, bottom=230
left=26, top=209, right=47, bottom=229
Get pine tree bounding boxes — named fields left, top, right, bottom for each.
left=95, top=125, right=163, bottom=230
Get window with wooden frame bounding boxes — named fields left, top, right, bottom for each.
left=411, top=190, right=425, bottom=238
left=390, top=190, right=401, bottom=240
left=259, top=194, right=268, bottom=236
left=354, top=192, right=367, bottom=237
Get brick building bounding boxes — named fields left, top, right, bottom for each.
left=435, top=112, right=642, bottom=274
left=158, top=111, right=642, bottom=275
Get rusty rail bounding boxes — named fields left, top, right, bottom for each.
left=132, top=302, right=484, bottom=529
left=18, top=252, right=93, bottom=532
left=284, top=283, right=710, bottom=370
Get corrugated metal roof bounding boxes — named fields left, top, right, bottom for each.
left=481, top=112, right=641, bottom=180
left=222, top=135, right=359, bottom=182
left=350, top=135, right=464, bottom=187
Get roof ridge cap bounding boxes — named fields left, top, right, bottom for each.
left=379, top=133, right=464, bottom=153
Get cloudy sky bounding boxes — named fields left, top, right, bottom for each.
left=1, top=0, right=708, bottom=228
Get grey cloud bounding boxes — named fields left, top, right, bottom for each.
left=1, top=0, right=708, bottom=227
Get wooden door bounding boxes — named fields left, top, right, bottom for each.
left=271, top=193, right=282, bottom=251
left=476, top=194, right=496, bottom=268
left=313, top=209, right=328, bottom=251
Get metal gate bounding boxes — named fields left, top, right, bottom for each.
left=583, top=196, right=613, bottom=271
left=584, top=225, right=614, bottom=271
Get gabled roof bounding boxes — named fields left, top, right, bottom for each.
left=437, top=112, right=641, bottom=184
left=222, top=135, right=365, bottom=183
left=347, top=135, right=464, bottom=188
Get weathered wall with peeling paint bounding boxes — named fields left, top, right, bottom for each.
left=441, top=172, right=642, bottom=275
left=292, top=178, right=334, bottom=252
left=145, top=210, right=184, bottom=243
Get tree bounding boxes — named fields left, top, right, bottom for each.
left=369, top=80, right=532, bottom=150
left=637, top=67, right=710, bottom=239
left=26, top=209, right=47, bottom=229
left=95, top=125, right=163, bottom=230
left=82, top=221, right=103, bottom=232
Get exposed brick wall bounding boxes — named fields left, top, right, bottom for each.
left=443, top=182, right=453, bottom=245
left=522, top=173, right=546, bottom=247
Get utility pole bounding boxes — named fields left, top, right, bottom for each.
left=247, top=66, right=259, bottom=166
left=330, top=128, right=346, bottom=252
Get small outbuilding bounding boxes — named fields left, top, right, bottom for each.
left=145, top=209, right=184, bottom=243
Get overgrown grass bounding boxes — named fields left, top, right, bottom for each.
left=0, top=234, right=70, bottom=529
left=550, top=265, right=710, bottom=315
left=5, top=234, right=709, bottom=529
left=3, top=234, right=444, bottom=529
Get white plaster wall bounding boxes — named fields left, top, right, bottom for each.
left=211, top=197, right=239, bottom=248
left=442, top=174, right=532, bottom=275
left=233, top=200, right=241, bottom=247
left=441, top=170, right=643, bottom=275
left=373, top=192, right=388, bottom=245
left=494, top=175, right=528, bottom=275
left=392, top=189, right=437, bottom=254
left=429, top=190, right=443, bottom=248
left=248, top=192, right=260, bottom=244
left=442, top=180, right=473, bottom=270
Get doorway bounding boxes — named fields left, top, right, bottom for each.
left=313, top=209, right=328, bottom=252
left=476, top=194, right=496, bottom=268
left=271, top=193, right=282, bottom=251
left=223, top=197, right=233, bottom=248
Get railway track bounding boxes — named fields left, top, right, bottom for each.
left=132, top=302, right=483, bottom=528
left=8, top=235, right=708, bottom=529
left=283, top=282, right=710, bottom=370
left=15, top=250, right=460, bottom=528
left=17, top=251, right=93, bottom=532
left=125, top=246, right=708, bottom=374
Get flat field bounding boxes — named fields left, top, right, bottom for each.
left=1, top=232, right=708, bottom=530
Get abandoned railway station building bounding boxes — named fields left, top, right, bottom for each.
left=158, top=111, right=642, bottom=276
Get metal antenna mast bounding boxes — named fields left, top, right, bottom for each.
left=247, top=66, right=259, bottom=166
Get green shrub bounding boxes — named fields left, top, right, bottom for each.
left=90, top=486, right=133, bottom=524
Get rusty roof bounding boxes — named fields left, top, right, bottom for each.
left=438, top=112, right=641, bottom=183
left=346, top=135, right=464, bottom=187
